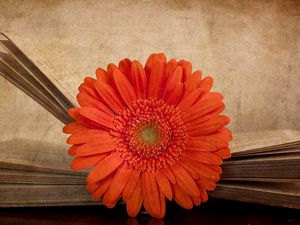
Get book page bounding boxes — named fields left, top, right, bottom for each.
left=0, top=139, right=82, bottom=175
left=0, top=34, right=74, bottom=113
left=0, top=1, right=299, bottom=152
left=0, top=168, right=85, bottom=184
left=231, top=130, right=300, bottom=155
left=0, top=51, right=71, bottom=124
left=210, top=182, right=300, bottom=209
left=0, top=76, right=67, bottom=146
left=0, top=184, right=99, bottom=206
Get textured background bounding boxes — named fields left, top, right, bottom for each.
left=0, top=0, right=299, bottom=145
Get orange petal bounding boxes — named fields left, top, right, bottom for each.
left=76, top=142, right=115, bottom=157
left=202, top=180, right=216, bottom=191
left=182, top=151, right=223, bottom=166
left=88, top=180, right=101, bottom=193
left=131, top=60, right=147, bottom=99
left=164, top=83, right=183, bottom=105
left=112, top=68, right=137, bottom=107
left=71, top=154, right=106, bottom=170
left=79, top=83, right=100, bottom=99
left=79, top=107, right=114, bottom=129
left=87, top=152, right=123, bottom=184
left=67, top=145, right=79, bottom=156
left=163, top=66, right=183, bottom=99
left=186, top=140, right=217, bottom=151
left=94, top=80, right=124, bottom=114
left=142, top=172, right=161, bottom=218
left=200, top=92, right=223, bottom=102
left=165, top=66, right=183, bottom=89
left=214, top=147, right=231, bottom=159
left=106, top=63, right=119, bottom=87
left=165, top=59, right=178, bottom=79
left=119, top=58, right=132, bottom=82
left=190, top=135, right=229, bottom=149
left=197, top=182, right=209, bottom=202
left=145, top=53, right=166, bottom=77
left=183, top=70, right=202, bottom=98
left=170, top=163, right=200, bottom=197
left=160, top=167, right=176, bottom=184
left=217, top=127, right=233, bottom=141
left=192, top=195, right=202, bottom=206
left=197, top=76, right=213, bottom=92
left=96, top=68, right=109, bottom=83
left=91, top=175, right=113, bottom=200
left=143, top=197, right=152, bottom=217
left=155, top=171, right=172, bottom=200
left=177, top=88, right=204, bottom=111
left=83, top=77, right=96, bottom=88
left=178, top=161, right=199, bottom=179
left=195, top=91, right=224, bottom=111
left=68, top=108, right=99, bottom=128
left=67, top=130, right=111, bottom=144
left=105, top=196, right=121, bottom=209
left=148, top=60, right=165, bottom=99
left=187, top=115, right=230, bottom=136
left=181, top=98, right=222, bottom=120
left=126, top=180, right=143, bottom=217
left=158, top=189, right=166, bottom=218
left=145, top=54, right=156, bottom=77
left=156, top=53, right=167, bottom=63
left=63, top=122, right=85, bottom=134
left=206, top=164, right=222, bottom=174
left=77, top=92, right=114, bottom=117
left=123, top=169, right=141, bottom=201
left=210, top=103, right=225, bottom=117
left=180, top=156, right=220, bottom=181
left=186, top=114, right=213, bottom=127
left=172, top=184, right=193, bottom=209
left=178, top=60, right=192, bottom=81
left=103, top=164, right=132, bottom=207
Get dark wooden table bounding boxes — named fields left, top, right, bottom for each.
left=0, top=199, right=299, bottom=225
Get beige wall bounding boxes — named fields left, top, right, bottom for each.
left=0, top=0, right=299, bottom=144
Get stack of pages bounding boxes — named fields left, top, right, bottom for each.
left=0, top=33, right=299, bottom=209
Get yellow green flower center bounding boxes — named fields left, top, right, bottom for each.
left=141, top=125, right=158, bottom=144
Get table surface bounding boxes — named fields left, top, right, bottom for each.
left=0, top=199, right=299, bottom=225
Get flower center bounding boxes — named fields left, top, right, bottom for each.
left=141, top=125, right=158, bottom=144
left=111, top=99, right=188, bottom=172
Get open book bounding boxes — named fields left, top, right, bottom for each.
left=0, top=33, right=299, bottom=209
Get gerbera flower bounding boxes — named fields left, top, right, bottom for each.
left=63, top=53, right=231, bottom=218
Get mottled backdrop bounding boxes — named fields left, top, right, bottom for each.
left=0, top=0, right=299, bottom=145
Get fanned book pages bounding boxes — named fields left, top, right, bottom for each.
left=0, top=32, right=299, bottom=209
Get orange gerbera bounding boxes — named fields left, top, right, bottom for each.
left=63, top=53, right=231, bottom=218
